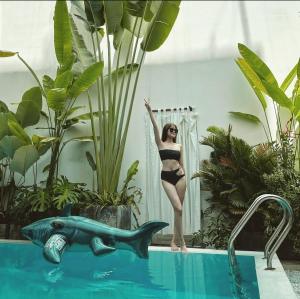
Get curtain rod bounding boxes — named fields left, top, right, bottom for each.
left=152, top=105, right=193, bottom=112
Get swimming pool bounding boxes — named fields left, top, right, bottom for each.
left=0, top=242, right=295, bottom=299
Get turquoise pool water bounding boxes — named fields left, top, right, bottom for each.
left=0, top=243, right=259, bottom=299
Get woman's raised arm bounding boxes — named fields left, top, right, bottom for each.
left=144, top=99, right=162, bottom=147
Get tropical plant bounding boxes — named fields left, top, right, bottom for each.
left=230, top=43, right=300, bottom=168
left=69, top=0, right=181, bottom=199
left=262, top=135, right=300, bottom=254
left=227, top=43, right=300, bottom=254
left=10, top=175, right=98, bottom=225
left=191, top=125, right=277, bottom=249
left=0, top=0, right=103, bottom=193
left=82, top=160, right=142, bottom=222
left=0, top=88, right=54, bottom=217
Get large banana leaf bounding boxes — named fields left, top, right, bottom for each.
left=235, top=58, right=267, bottom=110
left=54, top=70, right=73, bottom=89
left=69, top=62, right=104, bottom=98
left=68, top=112, right=99, bottom=121
left=0, top=51, right=17, bottom=57
left=54, top=0, right=73, bottom=66
left=125, top=1, right=153, bottom=21
left=297, top=58, right=300, bottom=79
left=141, top=1, right=180, bottom=52
left=236, top=58, right=267, bottom=94
left=238, top=43, right=278, bottom=87
left=0, top=136, right=25, bottom=159
left=280, top=63, right=298, bottom=92
left=70, top=17, right=95, bottom=70
left=8, top=120, right=31, bottom=145
left=32, top=135, right=56, bottom=156
left=0, top=100, right=9, bottom=113
left=43, top=75, right=55, bottom=93
left=229, top=111, right=262, bottom=124
left=294, top=94, right=300, bottom=115
left=122, top=13, right=148, bottom=38
left=10, top=145, right=39, bottom=176
left=83, top=0, right=105, bottom=29
left=16, top=87, right=42, bottom=127
left=47, top=88, right=67, bottom=112
left=0, top=112, right=11, bottom=139
left=0, top=148, right=5, bottom=161
left=103, top=1, right=123, bottom=35
left=262, top=80, right=293, bottom=111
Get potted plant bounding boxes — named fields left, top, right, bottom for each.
left=79, top=160, right=142, bottom=229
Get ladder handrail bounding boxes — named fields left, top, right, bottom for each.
left=228, top=194, right=293, bottom=270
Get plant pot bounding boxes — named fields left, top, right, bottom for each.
left=80, top=205, right=131, bottom=229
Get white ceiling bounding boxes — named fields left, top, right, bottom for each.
left=1, top=1, right=300, bottom=81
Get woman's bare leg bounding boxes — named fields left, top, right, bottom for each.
left=161, top=180, right=183, bottom=251
left=175, top=174, right=187, bottom=252
left=170, top=218, right=179, bottom=251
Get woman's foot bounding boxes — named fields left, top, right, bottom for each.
left=180, top=245, right=188, bottom=253
left=170, top=242, right=179, bottom=251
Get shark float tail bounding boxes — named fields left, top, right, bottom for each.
left=129, top=221, right=168, bottom=259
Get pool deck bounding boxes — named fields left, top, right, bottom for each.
left=149, top=246, right=298, bottom=299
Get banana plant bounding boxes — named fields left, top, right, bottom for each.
left=0, top=0, right=104, bottom=191
left=231, top=43, right=300, bottom=168
left=0, top=88, right=55, bottom=214
left=70, top=0, right=181, bottom=196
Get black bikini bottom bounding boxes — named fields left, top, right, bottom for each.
left=161, top=168, right=185, bottom=186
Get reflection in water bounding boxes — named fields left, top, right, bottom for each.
left=0, top=244, right=259, bottom=299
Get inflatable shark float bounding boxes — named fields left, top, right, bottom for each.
left=21, top=204, right=168, bottom=264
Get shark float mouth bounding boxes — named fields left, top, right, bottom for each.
left=21, top=204, right=168, bottom=264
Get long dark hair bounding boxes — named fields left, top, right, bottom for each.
left=161, top=123, right=177, bottom=142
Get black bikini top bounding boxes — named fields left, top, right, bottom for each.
left=159, top=149, right=180, bottom=161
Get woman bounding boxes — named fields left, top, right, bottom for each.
left=145, top=99, right=188, bottom=252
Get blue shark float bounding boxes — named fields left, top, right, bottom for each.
left=21, top=204, right=168, bottom=264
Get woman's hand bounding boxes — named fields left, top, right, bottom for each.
left=144, top=98, right=151, bottom=112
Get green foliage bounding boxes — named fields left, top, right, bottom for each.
left=234, top=43, right=300, bottom=160
left=192, top=126, right=277, bottom=249
left=15, top=87, right=42, bottom=127
left=11, top=176, right=98, bottom=224
left=10, top=145, right=39, bottom=176
left=70, top=0, right=180, bottom=198
left=262, top=135, right=300, bottom=253
left=83, top=161, right=142, bottom=212
left=192, top=211, right=232, bottom=249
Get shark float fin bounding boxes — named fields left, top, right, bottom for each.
left=90, top=237, right=115, bottom=255
left=43, top=234, right=68, bottom=264
left=130, top=221, right=169, bottom=258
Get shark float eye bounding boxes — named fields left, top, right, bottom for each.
left=51, top=221, right=64, bottom=230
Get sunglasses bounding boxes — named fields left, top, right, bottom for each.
left=169, top=128, right=178, bottom=133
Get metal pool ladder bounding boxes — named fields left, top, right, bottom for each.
left=228, top=194, right=294, bottom=270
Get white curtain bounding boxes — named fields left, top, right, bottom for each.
left=144, top=108, right=201, bottom=234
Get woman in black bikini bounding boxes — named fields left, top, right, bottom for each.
left=145, top=99, right=188, bottom=252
